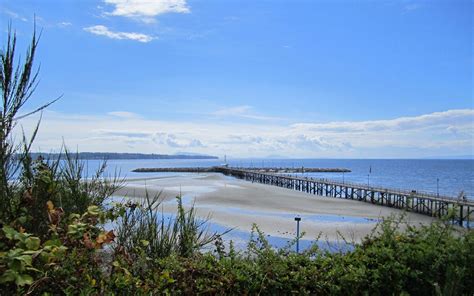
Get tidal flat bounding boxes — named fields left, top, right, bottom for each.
left=114, top=173, right=435, bottom=245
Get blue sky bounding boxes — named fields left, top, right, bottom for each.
left=1, top=0, right=473, bottom=158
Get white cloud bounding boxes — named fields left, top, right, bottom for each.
left=212, top=105, right=282, bottom=121
left=14, top=109, right=474, bottom=158
left=58, top=22, right=72, bottom=27
left=97, top=130, right=151, bottom=138
left=108, top=111, right=141, bottom=119
left=154, top=133, right=204, bottom=148
left=292, top=109, right=474, bottom=133
left=84, top=25, right=154, bottom=43
left=213, top=105, right=252, bottom=116
left=1, top=8, right=28, bottom=22
left=104, top=0, right=190, bottom=23
left=404, top=3, right=421, bottom=11
left=94, top=130, right=205, bottom=149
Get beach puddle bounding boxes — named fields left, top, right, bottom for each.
left=201, top=217, right=353, bottom=253
left=107, top=196, right=353, bottom=253
left=170, top=195, right=379, bottom=224
left=165, top=185, right=217, bottom=194
left=217, top=207, right=379, bottom=224
left=220, top=184, right=243, bottom=189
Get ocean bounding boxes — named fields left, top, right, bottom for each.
left=83, top=158, right=474, bottom=199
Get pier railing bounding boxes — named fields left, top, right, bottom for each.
left=215, top=167, right=473, bottom=228
left=277, top=174, right=461, bottom=202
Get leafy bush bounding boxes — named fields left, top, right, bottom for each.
left=317, top=218, right=474, bottom=295
left=0, top=202, right=115, bottom=294
left=2, top=203, right=472, bottom=295
left=8, top=149, right=121, bottom=239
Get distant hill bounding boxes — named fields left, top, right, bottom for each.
left=174, top=152, right=216, bottom=157
left=29, top=152, right=219, bottom=160
left=422, top=155, right=474, bottom=160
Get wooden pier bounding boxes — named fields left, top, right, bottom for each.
left=133, top=167, right=214, bottom=173
left=214, top=167, right=473, bottom=228
left=132, top=167, right=350, bottom=173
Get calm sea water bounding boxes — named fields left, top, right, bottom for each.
left=84, top=158, right=473, bottom=199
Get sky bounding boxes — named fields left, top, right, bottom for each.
left=1, top=0, right=473, bottom=158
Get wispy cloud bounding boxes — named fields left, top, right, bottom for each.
left=1, top=8, right=28, bottom=22
left=403, top=2, right=422, bottom=12
left=2, top=12, right=73, bottom=29
left=97, top=130, right=151, bottom=138
left=154, top=133, right=204, bottom=148
left=213, top=105, right=252, bottom=116
left=83, top=25, right=154, bottom=42
left=95, top=130, right=205, bottom=149
left=108, top=111, right=142, bottom=119
left=212, top=105, right=282, bottom=121
left=292, top=109, right=474, bottom=133
left=103, top=0, right=190, bottom=23
left=58, top=21, right=72, bottom=27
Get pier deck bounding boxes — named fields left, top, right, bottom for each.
left=214, top=167, right=473, bottom=228
left=132, top=167, right=350, bottom=173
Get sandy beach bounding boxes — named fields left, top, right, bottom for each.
left=115, top=173, right=436, bottom=242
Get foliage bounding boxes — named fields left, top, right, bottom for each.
left=2, top=200, right=473, bottom=295
left=0, top=201, right=117, bottom=294
left=317, top=218, right=474, bottom=295
left=0, top=23, right=58, bottom=224
left=8, top=148, right=122, bottom=239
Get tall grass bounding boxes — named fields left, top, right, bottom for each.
left=0, top=23, right=59, bottom=224
left=115, top=192, right=223, bottom=260
left=58, top=149, right=123, bottom=212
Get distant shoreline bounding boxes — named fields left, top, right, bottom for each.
left=28, top=152, right=219, bottom=160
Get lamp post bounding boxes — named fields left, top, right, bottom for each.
left=295, top=217, right=301, bottom=253
left=368, top=165, right=372, bottom=188
left=342, top=172, right=345, bottom=184
left=437, top=178, right=439, bottom=197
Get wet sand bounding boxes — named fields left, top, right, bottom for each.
left=115, top=173, right=436, bottom=242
